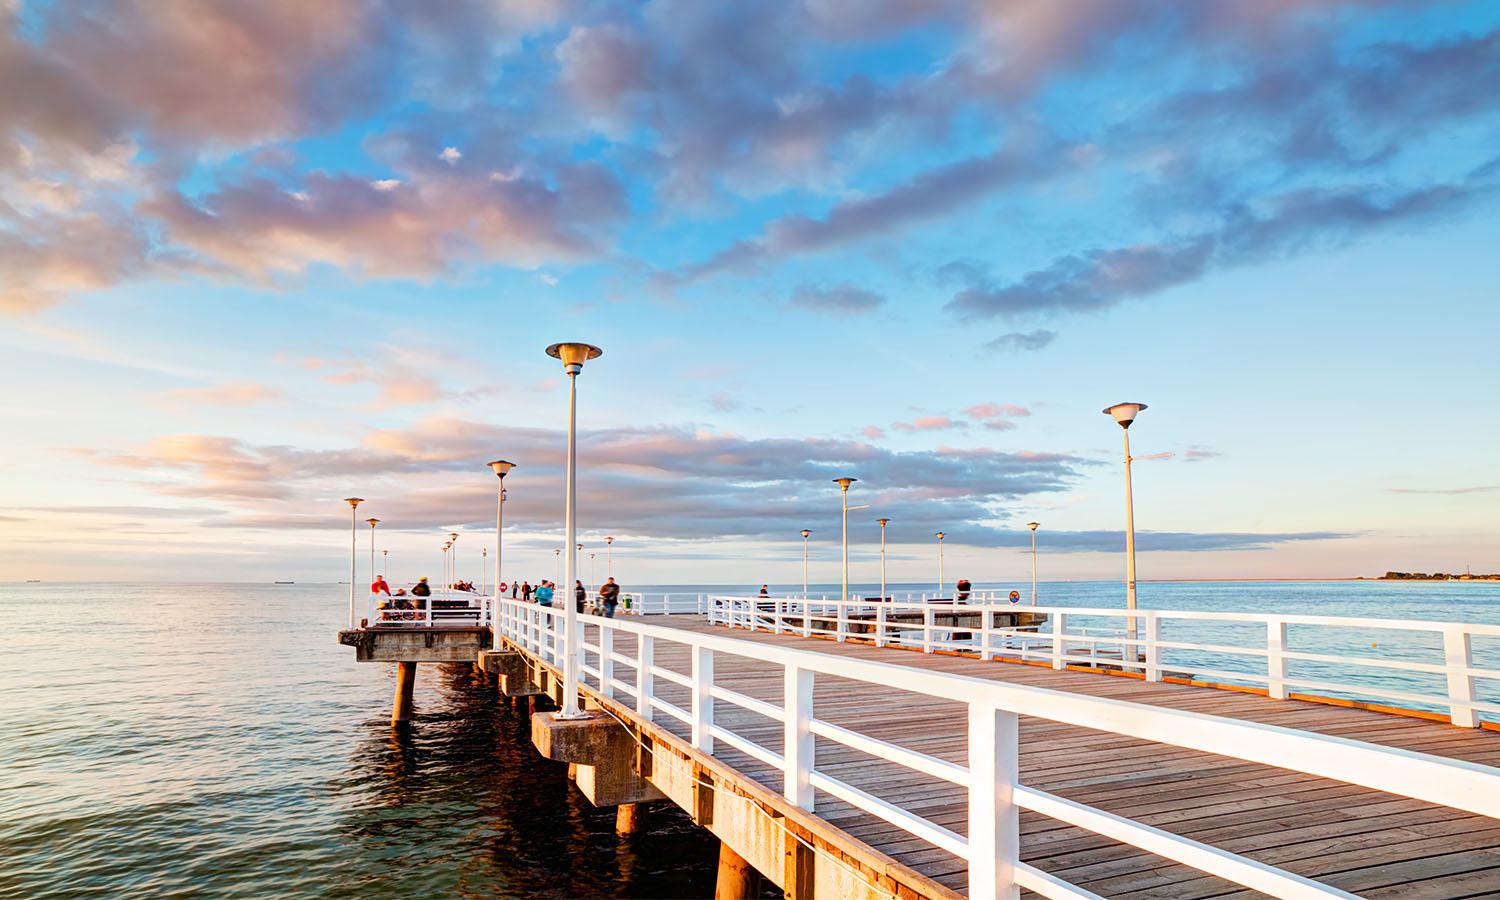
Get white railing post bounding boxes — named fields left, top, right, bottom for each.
left=699, top=593, right=706, bottom=615
left=636, top=634, right=654, bottom=722
left=1051, top=612, right=1067, bottom=670
left=923, top=604, right=935, bottom=653
left=875, top=602, right=887, bottom=648
left=980, top=602, right=994, bottom=661
left=600, top=626, right=615, bottom=699
left=1267, top=619, right=1288, bottom=700
left=774, top=598, right=784, bottom=634
left=692, top=645, right=714, bottom=752
left=1143, top=611, right=1161, bottom=682
left=784, top=664, right=814, bottom=811
left=837, top=597, right=848, bottom=643
left=803, top=599, right=812, bottom=638
left=967, top=703, right=1020, bottom=900
left=1444, top=626, right=1478, bottom=727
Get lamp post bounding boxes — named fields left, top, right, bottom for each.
left=877, top=519, right=889, bottom=601
left=449, top=532, right=459, bottom=594
left=800, top=529, right=811, bottom=597
left=547, top=340, right=603, bottom=719
left=441, top=541, right=450, bottom=597
left=605, top=536, right=614, bottom=578
left=488, top=459, right=515, bottom=608
left=365, top=518, right=380, bottom=592
left=590, top=552, right=597, bottom=593
left=345, top=498, right=363, bottom=628
left=935, top=532, right=945, bottom=598
left=1027, top=522, right=1040, bottom=606
left=554, top=548, right=561, bottom=586
left=382, top=549, right=388, bottom=578
left=833, top=479, right=857, bottom=604
left=481, top=547, right=487, bottom=595
left=1104, top=402, right=1147, bottom=652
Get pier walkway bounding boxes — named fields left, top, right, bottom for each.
left=489, top=598, right=1500, bottom=899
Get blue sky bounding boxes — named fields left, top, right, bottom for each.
left=2, top=1, right=1498, bottom=584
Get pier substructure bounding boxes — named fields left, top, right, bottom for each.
left=715, top=843, right=762, bottom=900
left=391, top=661, right=416, bottom=726
left=531, top=711, right=666, bottom=807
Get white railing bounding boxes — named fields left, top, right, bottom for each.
left=619, top=592, right=709, bottom=615
left=705, top=596, right=1500, bottom=728
left=492, top=597, right=1500, bottom=900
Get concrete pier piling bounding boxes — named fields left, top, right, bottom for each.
left=614, top=803, right=641, bottom=835
left=391, top=661, right=416, bottom=726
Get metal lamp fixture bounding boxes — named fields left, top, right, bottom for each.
left=488, top=459, right=515, bottom=648
left=547, top=341, right=603, bottom=718
left=877, top=518, right=890, bottom=602
left=1027, top=522, right=1040, bottom=606
left=605, top=536, right=614, bottom=578
left=345, top=498, right=363, bottom=628
left=935, top=531, right=946, bottom=597
left=365, top=517, right=380, bottom=594
left=800, top=529, right=811, bottom=597
left=833, top=478, right=857, bottom=607
left=1103, top=402, right=1147, bottom=650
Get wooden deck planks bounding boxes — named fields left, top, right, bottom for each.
left=567, top=618, right=1500, bottom=897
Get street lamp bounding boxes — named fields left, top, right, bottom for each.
left=382, top=548, right=388, bottom=578
left=1027, top=522, right=1040, bottom=606
left=449, top=532, right=459, bottom=594
left=877, top=519, right=890, bottom=601
left=547, top=340, right=602, bottom=718
left=481, top=547, right=487, bottom=595
left=345, top=498, right=363, bottom=627
left=1104, top=402, right=1147, bottom=653
left=365, top=517, right=380, bottom=592
left=441, top=541, right=451, bottom=597
left=800, top=529, right=811, bottom=597
left=605, top=536, right=614, bottom=578
left=554, top=547, right=561, bottom=585
left=488, top=459, right=515, bottom=613
left=590, top=552, right=597, bottom=593
left=935, top=532, right=945, bottom=598
left=833, top=479, right=857, bottom=604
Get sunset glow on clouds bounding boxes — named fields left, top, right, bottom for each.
left=1, top=1, right=1498, bottom=582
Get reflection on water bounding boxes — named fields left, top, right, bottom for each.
left=0, top=585, right=727, bottom=899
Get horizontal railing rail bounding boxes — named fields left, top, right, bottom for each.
left=705, top=596, right=1500, bottom=728
left=492, top=596, right=1500, bottom=900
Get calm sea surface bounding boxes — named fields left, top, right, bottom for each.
left=4, top=580, right=1498, bottom=898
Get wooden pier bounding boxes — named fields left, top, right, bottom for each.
left=341, top=598, right=1500, bottom=898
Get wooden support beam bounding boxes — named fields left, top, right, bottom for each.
left=714, top=842, right=762, bottom=900
left=392, top=661, right=416, bottom=726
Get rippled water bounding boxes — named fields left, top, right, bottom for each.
left=5, top=580, right=1498, bottom=898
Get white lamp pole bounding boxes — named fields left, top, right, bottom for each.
left=382, top=549, right=388, bottom=578
left=833, top=478, right=856, bottom=641
left=877, top=518, right=889, bottom=601
left=366, top=518, right=380, bottom=590
left=1104, top=402, right=1147, bottom=652
left=548, top=341, right=602, bottom=719
left=1027, top=522, right=1040, bottom=606
left=488, top=460, right=515, bottom=607
left=481, top=547, right=487, bottom=595
left=554, top=548, right=561, bottom=586
left=345, top=498, right=363, bottom=628
left=935, top=531, right=945, bottom=598
left=441, top=542, right=450, bottom=598
left=590, top=553, right=597, bottom=593
left=800, top=529, right=810, bottom=597
left=606, top=536, right=614, bottom=578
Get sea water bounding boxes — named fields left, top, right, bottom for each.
left=4, top=580, right=1497, bottom=898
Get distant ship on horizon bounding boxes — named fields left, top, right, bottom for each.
left=274, top=581, right=295, bottom=585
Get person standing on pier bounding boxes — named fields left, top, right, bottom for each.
left=511, top=581, right=518, bottom=599
left=521, top=581, right=532, bottom=602
left=535, top=581, right=552, bottom=606
left=599, top=577, right=620, bottom=618
left=574, top=580, right=586, bottom=613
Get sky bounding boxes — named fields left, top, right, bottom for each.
left=2, top=0, right=1498, bottom=586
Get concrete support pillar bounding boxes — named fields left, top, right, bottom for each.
left=392, top=661, right=416, bottom=726
left=615, top=802, right=642, bottom=835
left=714, top=842, right=762, bottom=900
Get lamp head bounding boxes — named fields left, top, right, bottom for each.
left=1103, top=402, right=1148, bottom=428
left=936, top=531, right=945, bottom=540
left=345, top=497, right=363, bottom=508
left=546, top=341, right=603, bottom=375
left=800, top=529, right=811, bottom=538
left=1027, top=521, right=1039, bottom=531
left=832, top=476, right=857, bottom=491
left=877, top=518, right=890, bottom=526
left=606, top=536, right=613, bottom=545
left=576, top=543, right=583, bottom=551
left=488, top=459, right=516, bottom=478
left=449, top=532, right=458, bottom=540
left=366, top=518, right=380, bottom=527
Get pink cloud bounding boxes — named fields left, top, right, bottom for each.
left=160, top=380, right=282, bottom=407
left=861, top=425, right=886, bottom=439
left=965, top=402, right=1031, bottom=420
left=892, top=415, right=966, bottom=433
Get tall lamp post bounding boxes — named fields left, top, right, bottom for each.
left=547, top=340, right=603, bottom=719
left=877, top=518, right=890, bottom=601
left=1027, top=522, right=1040, bottom=606
left=590, top=553, right=597, bottom=593
left=366, top=517, right=380, bottom=590
left=488, top=460, right=515, bottom=609
left=1104, top=402, right=1147, bottom=652
left=935, top=532, right=945, bottom=598
left=382, top=549, right=388, bottom=578
left=449, top=532, right=459, bottom=594
left=800, top=529, right=811, bottom=597
left=481, top=547, right=487, bottom=595
left=605, top=536, right=614, bottom=578
left=554, top=548, right=561, bottom=585
left=833, top=478, right=857, bottom=642
left=345, top=498, right=364, bottom=628
left=441, top=541, right=451, bottom=599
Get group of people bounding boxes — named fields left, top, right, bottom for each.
left=370, top=575, right=431, bottom=619
left=502, top=576, right=624, bottom=617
